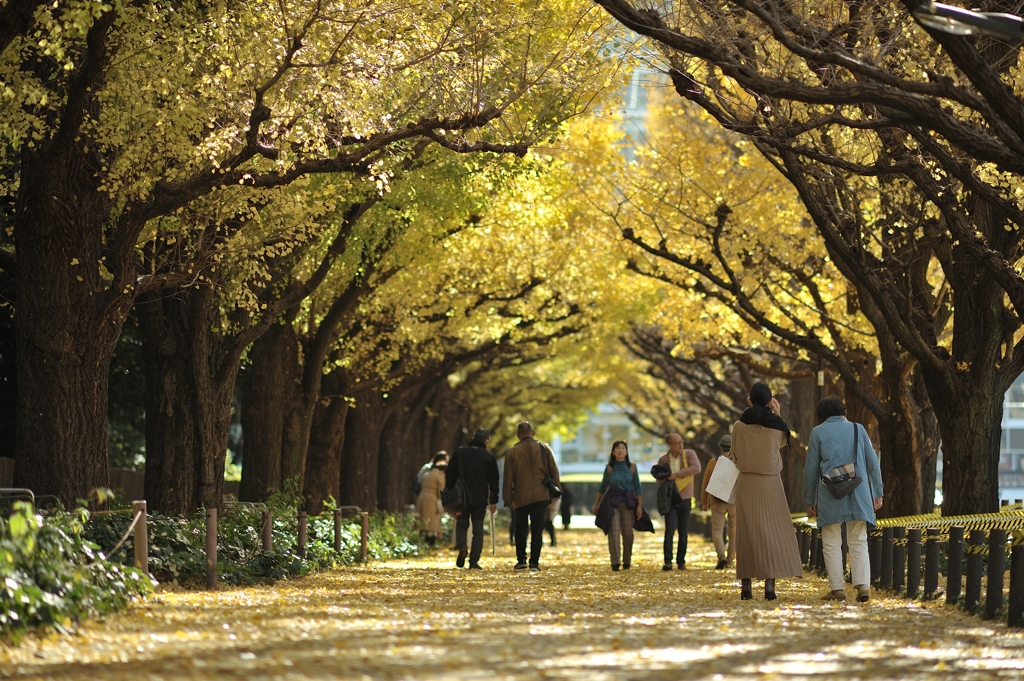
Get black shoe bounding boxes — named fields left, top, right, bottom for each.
left=662, top=564, right=673, bottom=571
left=514, top=562, right=528, bottom=570
left=677, top=563, right=686, bottom=570
left=765, top=578, right=776, bottom=601
left=456, top=550, right=468, bottom=568
left=715, top=559, right=727, bottom=570
left=469, top=563, right=482, bottom=570
left=623, top=563, right=631, bottom=570
left=529, top=563, right=541, bottom=572
left=741, top=578, right=752, bottom=600
left=612, top=564, right=620, bottom=571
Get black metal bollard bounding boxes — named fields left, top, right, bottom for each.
left=262, top=510, right=273, bottom=551
left=880, top=526, right=894, bottom=590
left=946, top=526, right=965, bottom=606
left=809, top=527, right=820, bottom=569
left=907, top=528, right=922, bottom=598
left=1009, top=532, right=1024, bottom=627
left=841, top=522, right=849, bottom=577
left=892, top=527, right=907, bottom=593
left=924, top=528, right=940, bottom=599
left=816, top=529, right=826, bottom=571
left=870, top=527, right=882, bottom=583
left=800, top=528, right=811, bottom=565
left=964, top=529, right=986, bottom=614
left=206, top=507, right=218, bottom=590
left=984, top=529, right=1006, bottom=620
left=298, top=510, right=308, bottom=559
left=334, top=508, right=343, bottom=552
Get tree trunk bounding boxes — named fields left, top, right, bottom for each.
left=377, top=390, right=417, bottom=513
left=303, top=369, right=349, bottom=514
left=339, top=387, right=386, bottom=511
left=138, top=286, right=235, bottom=513
left=13, top=144, right=121, bottom=507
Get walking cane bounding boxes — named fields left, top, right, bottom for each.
left=490, top=508, right=496, bottom=556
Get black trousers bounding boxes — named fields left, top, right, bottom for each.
left=456, top=504, right=487, bottom=564
left=514, top=500, right=549, bottom=565
left=664, top=501, right=692, bottom=566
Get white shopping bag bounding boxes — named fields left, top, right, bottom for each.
left=705, top=455, right=739, bottom=504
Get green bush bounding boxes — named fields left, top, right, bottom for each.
left=0, top=502, right=154, bottom=642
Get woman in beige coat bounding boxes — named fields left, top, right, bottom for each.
left=416, top=452, right=448, bottom=546
left=728, top=382, right=803, bottom=600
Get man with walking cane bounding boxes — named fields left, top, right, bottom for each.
left=445, top=428, right=500, bottom=569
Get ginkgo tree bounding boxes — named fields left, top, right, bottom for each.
left=0, top=0, right=622, bottom=506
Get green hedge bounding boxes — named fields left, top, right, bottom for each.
left=0, top=502, right=154, bottom=642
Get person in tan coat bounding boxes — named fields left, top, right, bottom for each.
left=502, top=421, right=560, bottom=571
left=728, top=382, right=803, bottom=600
left=416, top=452, right=448, bottom=546
left=701, top=433, right=737, bottom=570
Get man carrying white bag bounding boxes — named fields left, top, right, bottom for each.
left=701, top=434, right=738, bottom=570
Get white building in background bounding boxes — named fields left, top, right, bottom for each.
left=1000, top=374, right=1024, bottom=501
left=550, top=403, right=663, bottom=487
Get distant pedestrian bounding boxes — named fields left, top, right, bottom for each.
left=593, top=440, right=644, bottom=571
left=413, top=451, right=446, bottom=497
left=701, top=433, right=737, bottom=570
left=502, top=421, right=560, bottom=572
left=544, top=499, right=559, bottom=546
left=728, top=381, right=803, bottom=600
left=416, top=452, right=448, bottom=546
left=805, top=396, right=884, bottom=603
left=560, top=484, right=574, bottom=529
left=656, top=432, right=701, bottom=570
left=446, top=428, right=500, bottom=569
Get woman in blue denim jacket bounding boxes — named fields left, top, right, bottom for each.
left=593, top=441, right=643, bottom=571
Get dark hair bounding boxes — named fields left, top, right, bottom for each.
left=816, top=396, right=847, bottom=422
left=749, top=381, right=772, bottom=407
left=517, top=421, right=534, bottom=438
left=431, top=451, right=448, bottom=466
left=607, top=440, right=632, bottom=467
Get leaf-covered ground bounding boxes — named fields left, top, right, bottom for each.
left=3, top=524, right=1024, bottom=679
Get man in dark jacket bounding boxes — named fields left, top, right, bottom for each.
left=445, top=428, right=500, bottom=569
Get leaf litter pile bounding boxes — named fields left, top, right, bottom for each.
left=4, top=524, right=1024, bottom=679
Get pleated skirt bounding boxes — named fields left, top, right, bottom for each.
left=734, top=472, right=803, bottom=579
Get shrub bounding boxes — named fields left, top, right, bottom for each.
left=0, top=502, right=154, bottom=642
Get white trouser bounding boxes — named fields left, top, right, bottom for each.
left=821, top=520, right=870, bottom=591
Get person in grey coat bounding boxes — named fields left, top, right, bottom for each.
left=804, top=396, right=884, bottom=603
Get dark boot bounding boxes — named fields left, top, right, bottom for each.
left=765, top=578, right=776, bottom=601
left=741, top=578, right=752, bottom=600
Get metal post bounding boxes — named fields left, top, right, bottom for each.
left=334, top=508, right=343, bottom=552
left=924, top=528, right=940, bottom=598
left=841, top=522, right=849, bottom=577
left=946, top=526, right=965, bottom=606
left=799, top=528, right=810, bottom=565
left=359, top=512, right=369, bottom=563
left=1003, top=499, right=1010, bottom=508
left=964, top=529, right=986, bottom=614
left=906, top=528, right=922, bottom=598
left=880, top=526, right=894, bottom=590
left=262, top=511, right=273, bottom=551
left=298, top=510, right=307, bottom=559
left=206, top=507, right=218, bottom=590
left=985, top=529, right=1006, bottom=620
left=816, top=529, right=826, bottom=571
left=892, top=527, right=907, bottom=593
left=132, top=500, right=148, bottom=576
left=870, top=527, right=882, bottom=583
left=809, top=527, right=820, bottom=569
left=1009, top=532, right=1024, bottom=627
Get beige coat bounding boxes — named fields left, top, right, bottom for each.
left=727, top=422, right=803, bottom=579
left=502, top=438, right=560, bottom=509
left=416, top=467, right=446, bottom=536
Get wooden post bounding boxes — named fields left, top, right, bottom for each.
left=1009, top=531, right=1024, bottom=627
left=870, top=527, right=882, bottom=583
left=334, top=508, right=343, bottom=552
left=946, top=526, right=965, bottom=605
left=359, top=511, right=369, bottom=563
left=132, top=500, right=148, bottom=576
left=985, top=529, right=1006, bottom=620
left=924, top=528, right=940, bottom=599
left=262, top=511, right=273, bottom=551
left=964, top=529, right=985, bottom=614
left=906, top=528, right=922, bottom=598
left=880, top=526, right=894, bottom=590
left=206, top=508, right=218, bottom=590
left=892, top=526, right=907, bottom=593
left=298, top=510, right=307, bottom=559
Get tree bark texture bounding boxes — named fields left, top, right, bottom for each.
left=302, top=369, right=349, bottom=514
left=339, top=387, right=386, bottom=511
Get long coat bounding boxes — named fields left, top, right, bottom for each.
left=502, top=437, right=560, bottom=510
left=416, top=467, right=446, bottom=536
left=804, top=416, right=884, bottom=528
left=728, top=422, right=803, bottom=579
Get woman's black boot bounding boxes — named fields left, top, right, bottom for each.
left=741, top=578, right=752, bottom=600
left=765, top=578, right=776, bottom=601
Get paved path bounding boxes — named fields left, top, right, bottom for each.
left=3, top=525, right=1024, bottom=679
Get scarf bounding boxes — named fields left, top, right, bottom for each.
left=739, top=404, right=792, bottom=444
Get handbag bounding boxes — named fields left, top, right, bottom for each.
left=822, top=423, right=864, bottom=499
left=441, top=477, right=467, bottom=514
left=705, top=455, right=738, bottom=504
